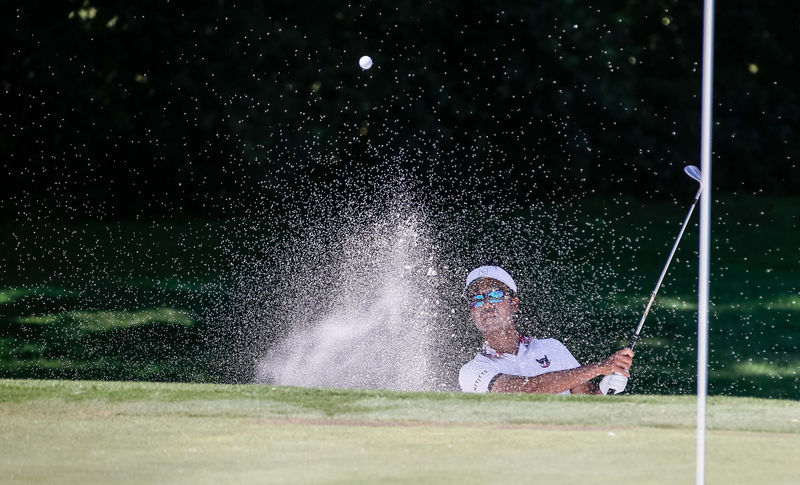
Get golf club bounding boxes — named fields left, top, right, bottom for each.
left=604, top=164, right=703, bottom=395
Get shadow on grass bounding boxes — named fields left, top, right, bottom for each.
left=1, top=300, right=221, bottom=382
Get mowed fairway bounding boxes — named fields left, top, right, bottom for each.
left=2, top=380, right=799, bottom=484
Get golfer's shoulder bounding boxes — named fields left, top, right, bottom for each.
left=458, top=353, right=502, bottom=393
left=532, top=337, right=572, bottom=354
left=458, top=350, right=498, bottom=376
left=532, top=337, right=565, bottom=347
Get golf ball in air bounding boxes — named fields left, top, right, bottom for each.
left=358, top=55, right=373, bottom=70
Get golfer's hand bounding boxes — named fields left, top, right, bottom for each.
left=600, top=348, right=634, bottom=377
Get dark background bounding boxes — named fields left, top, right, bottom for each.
left=2, top=1, right=797, bottom=220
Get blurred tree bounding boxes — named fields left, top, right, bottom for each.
left=1, top=0, right=796, bottom=220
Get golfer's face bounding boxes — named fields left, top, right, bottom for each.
left=468, top=279, right=518, bottom=333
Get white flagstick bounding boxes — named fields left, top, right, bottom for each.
left=698, top=1, right=715, bottom=484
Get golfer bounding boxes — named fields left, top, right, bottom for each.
left=459, top=265, right=634, bottom=394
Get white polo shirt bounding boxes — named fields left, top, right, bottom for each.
left=459, top=336, right=581, bottom=394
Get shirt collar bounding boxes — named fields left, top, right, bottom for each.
left=481, top=335, right=532, bottom=358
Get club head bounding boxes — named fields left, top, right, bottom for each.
left=684, top=165, right=702, bottom=184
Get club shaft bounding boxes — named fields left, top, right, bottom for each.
left=630, top=187, right=702, bottom=349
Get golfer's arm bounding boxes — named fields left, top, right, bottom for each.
left=569, top=379, right=601, bottom=395
left=490, top=363, right=604, bottom=394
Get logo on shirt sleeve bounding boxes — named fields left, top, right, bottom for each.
left=535, top=355, right=551, bottom=368
left=472, top=369, right=491, bottom=392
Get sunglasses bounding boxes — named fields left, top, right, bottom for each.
left=468, top=289, right=511, bottom=308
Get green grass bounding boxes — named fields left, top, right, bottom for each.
left=0, top=287, right=79, bottom=305
left=0, top=195, right=798, bottom=396
left=1, top=379, right=799, bottom=484
left=16, top=308, right=194, bottom=333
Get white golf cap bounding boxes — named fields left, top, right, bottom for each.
left=464, top=265, right=518, bottom=294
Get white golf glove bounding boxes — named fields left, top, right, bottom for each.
left=599, top=372, right=629, bottom=395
